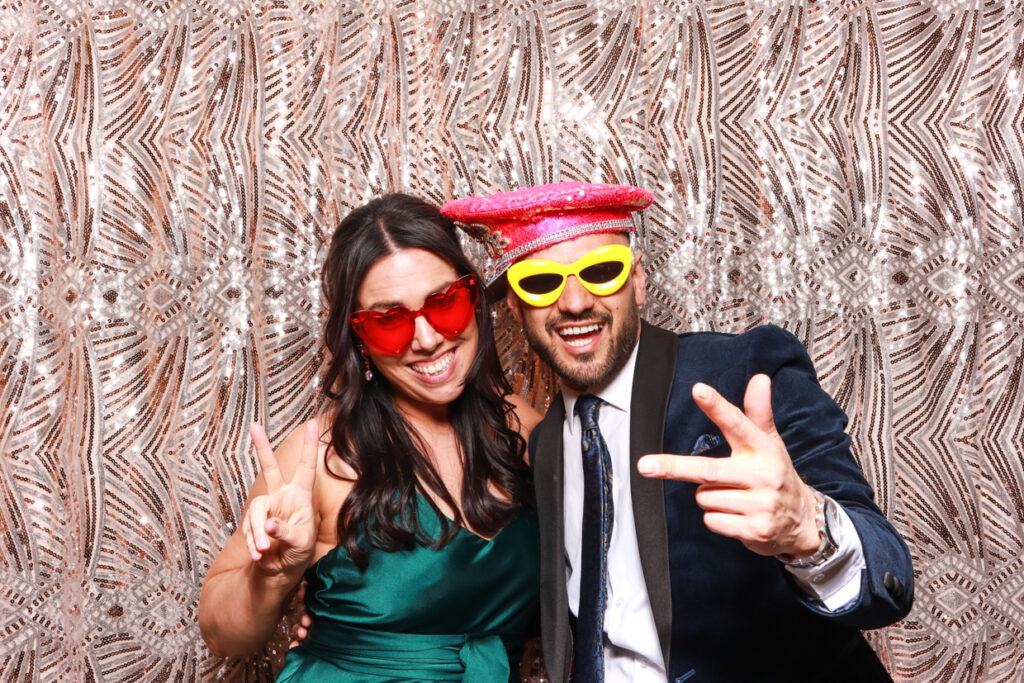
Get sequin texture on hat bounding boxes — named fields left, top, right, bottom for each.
left=441, top=182, right=653, bottom=283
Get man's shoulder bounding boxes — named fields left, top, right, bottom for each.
left=530, top=391, right=566, bottom=451
left=654, top=323, right=814, bottom=388
left=668, top=323, right=804, bottom=354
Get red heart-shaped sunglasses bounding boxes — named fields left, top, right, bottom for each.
left=349, top=274, right=479, bottom=355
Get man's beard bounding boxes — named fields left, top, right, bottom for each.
left=522, top=304, right=640, bottom=391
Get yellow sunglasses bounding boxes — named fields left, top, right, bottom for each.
left=507, top=244, right=634, bottom=307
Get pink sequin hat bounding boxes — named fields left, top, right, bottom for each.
left=441, top=181, right=654, bottom=283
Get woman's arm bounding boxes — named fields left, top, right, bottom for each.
left=199, top=420, right=322, bottom=657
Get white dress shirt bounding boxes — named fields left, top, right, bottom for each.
left=561, top=342, right=867, bottom=681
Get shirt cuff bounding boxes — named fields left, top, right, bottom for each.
left=783, top=502, right=866, bottom=611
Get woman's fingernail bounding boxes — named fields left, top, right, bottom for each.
left=257, top=537, right=269, bottom=551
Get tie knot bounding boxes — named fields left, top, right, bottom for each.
left=577, top=394, right=602, bottom=431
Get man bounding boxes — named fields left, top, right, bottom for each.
left=441, top=182, right=913, bottom=682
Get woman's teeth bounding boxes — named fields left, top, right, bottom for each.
left=412, top=350, right=454, bottom=376
left=559, top=323, right=602, bottom=347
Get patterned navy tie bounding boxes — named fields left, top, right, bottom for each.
left=574, top=394, right=613, bottom=683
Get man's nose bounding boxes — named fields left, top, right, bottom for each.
left=555, top=275, right=595, bottom=315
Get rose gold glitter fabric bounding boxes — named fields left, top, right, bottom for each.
left=1, top=2, right=1022, bottom=681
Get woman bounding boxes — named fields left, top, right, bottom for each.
left=199, top=194, right=542, bottom=681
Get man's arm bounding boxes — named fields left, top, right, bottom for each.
left=638, top=326, right=913, bottom=628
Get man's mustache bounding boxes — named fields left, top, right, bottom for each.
left=544, top=310, right=613, bottom=335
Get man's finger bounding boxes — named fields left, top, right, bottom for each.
left=289, top=624, right=307, bottom=649
left=293, top=418, right=320, bottom=493
left=701, top=510, right=748, bottom=540
left=289, top=626, right=307, bottom=645
left=692, top=383, right=761, bottom=451
left=693, top=486, right=751, bottom=514
left=637, top=453, right=749, bottom=487
left=251, top=423, right=284, bottom=492
left=743, top=374, right=778, bottom=438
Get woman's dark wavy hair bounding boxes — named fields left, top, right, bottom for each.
left=321, top=193, right=534, bottom=570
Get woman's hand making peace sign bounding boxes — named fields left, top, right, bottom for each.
left=243, top=419, right=321, bottom=576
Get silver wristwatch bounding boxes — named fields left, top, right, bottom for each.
left=782, top=490, right=840, bottom=569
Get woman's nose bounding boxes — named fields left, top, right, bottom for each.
left=409, top=313, right=444, bottom=353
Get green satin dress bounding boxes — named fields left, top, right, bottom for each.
left=277, top=496, right=539, bottom=682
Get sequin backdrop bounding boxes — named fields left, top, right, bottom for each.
left=1, top=0, right=1022, bottom=680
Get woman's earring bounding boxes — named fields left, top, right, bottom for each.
left=360, top=347, right=373, bottom=381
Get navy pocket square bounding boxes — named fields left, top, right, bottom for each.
left=690, top=433, right=724, bottom=454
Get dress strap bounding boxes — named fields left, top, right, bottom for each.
left=300, top=619, right=509, bottom=682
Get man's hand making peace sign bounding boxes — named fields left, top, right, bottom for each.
left=638, top=374, right=823, bottom=561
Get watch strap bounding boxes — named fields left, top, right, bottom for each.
left=781, top=490, right=839, bottom=569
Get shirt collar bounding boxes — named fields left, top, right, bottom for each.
left=561, top=338, right=640, bottom=434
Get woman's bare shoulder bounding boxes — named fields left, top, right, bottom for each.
left=271, top=416, right=357, bottom=492
left=267, top=421, right=316, bottom=477
left=289, top=414, right=356, bottom=551
left=505, top=393, right=544, bottom=439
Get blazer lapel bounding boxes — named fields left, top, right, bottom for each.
left=629, top=321, right=677, bottom=669
left=531, top=397, right=572, bottom=683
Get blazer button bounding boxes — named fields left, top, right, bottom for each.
left=884, top=571, right=905, bottom=601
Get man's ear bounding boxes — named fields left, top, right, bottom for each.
left=631, top=250, right=647, bottom=307
left=505, top=286, right=524, bottom=324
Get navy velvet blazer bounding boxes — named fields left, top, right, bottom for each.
left=529, top=322, right=914, bottom=683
